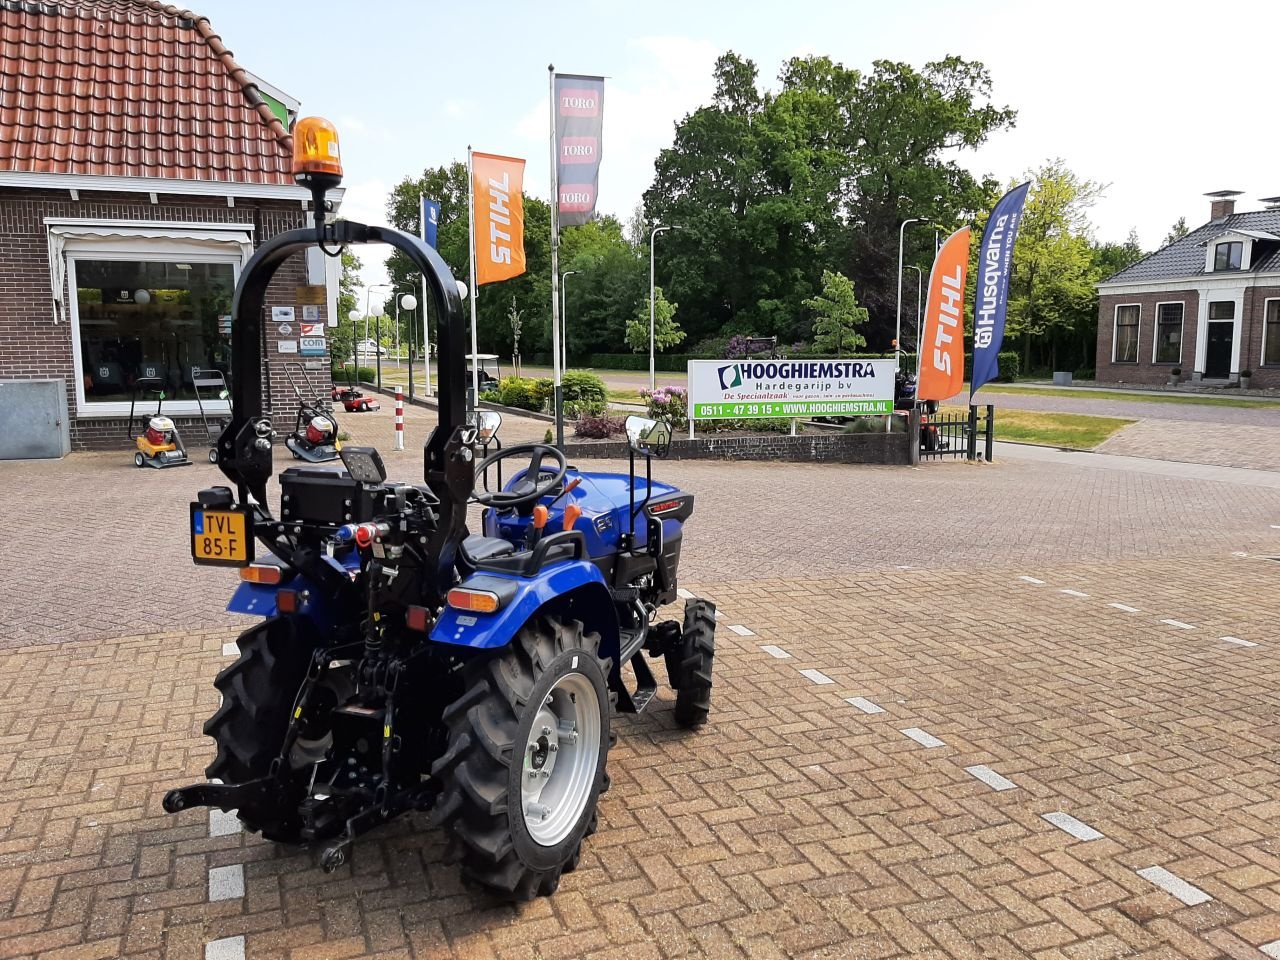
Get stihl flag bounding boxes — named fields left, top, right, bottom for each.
left=917, top=227, right=971, bottom=402
left=471, top=152, right=526, bottom=286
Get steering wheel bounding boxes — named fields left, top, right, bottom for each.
left=472, top=443, right=568, bottom=509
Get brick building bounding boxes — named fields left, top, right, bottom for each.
left=1095, top=192, right=1280, bottom=389
left=0, top=0, right=341, bottom=452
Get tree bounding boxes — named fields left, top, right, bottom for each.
left=643, top=52, right=1014, bottom=349
left=1163, top=216, right=1190, bottom=249
left=625, top=287, right=684, bottom=353
left=329, top=248, right=362, bottom=364
left=803, top=270, right=868, bottom=356
left=508, top=296, right=524, bottom=374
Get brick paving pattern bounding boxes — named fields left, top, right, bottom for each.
left=1098, top=419, right=1280, bottom=472
left=3, top=404, right=1280, bottom=958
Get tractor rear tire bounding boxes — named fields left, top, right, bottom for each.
left=672, top=599, right=716, bottom=729
left=204, top=617, right=314, bottom=842
left=431, top=616, right=613, bottom=901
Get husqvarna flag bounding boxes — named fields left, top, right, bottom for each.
left=917, top=227, right=971, bottom=402
left=554, top=73, right=604, bottom=228
left=471, top=152, right=526, bottom=286
left=970, top=182, right=1030, bottom=396
left=420, top=197, right=440, bottom=249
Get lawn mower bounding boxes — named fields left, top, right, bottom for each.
left=283, top=362, right=342, bottom=462
left=332, top=367, right=380, bottom=413
left=128, top=377, right=193, bottom=469
left=164, top=118, right=715, bottom=901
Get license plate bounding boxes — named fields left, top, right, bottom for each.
left=190, top=504, right=253, bottom=567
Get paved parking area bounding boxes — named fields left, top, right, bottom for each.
left=3, top=414, right=1280, bottom=959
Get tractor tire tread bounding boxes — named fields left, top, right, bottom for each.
left=673, top=600, right=716, bottom=729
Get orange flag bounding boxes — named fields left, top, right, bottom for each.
left=917, top=227, right=971, bottom=402
left=472, top=152, right=526, bottom=286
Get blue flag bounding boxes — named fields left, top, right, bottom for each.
left=970, top=182, right=1030, bottom=396
left=420, top=197, right=441, bottom=249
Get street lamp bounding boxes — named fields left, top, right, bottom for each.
left=365, top=283, right=391, bottom=388
left=896, top=218, right=928, bottom=372
left=398, top=291, right=418, bottom=400
left=560, top=270, right=578, bottom=372
left=905, top=265, right=924, bottom=364
left=649, top=224, right=679, bottom=390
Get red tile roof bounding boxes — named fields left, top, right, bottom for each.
left=0, top=0, right=295, bottom=183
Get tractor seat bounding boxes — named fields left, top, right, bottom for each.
left=461, top=535, right=517, bottom=563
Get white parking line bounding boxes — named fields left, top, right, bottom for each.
left=1160, top=619, right=1195, bottom=630
left=676, top=588, right=696, bottom=600
left=209, top=808, right=241, bottom=838
left=965, top=765, right=1017, bottom=791
left=221, top=642, right=238, bottom=657
left=1019, top=576, right=1045, bottom=584
left=900, top=727, right=945, bottom=748
left=1059, top=589, right=1089, bottom=598
left=205, top=936, right=246, bottom=960
left=846, top=697, right=885, bottom=714
left=1260, top=941, right=1280, bottom=959
left=799, top=668, right=834, bottom=685
left=1270, top=525, right=1280, bottom=530
left=1221, top=636, right=1259, bottom=647
left=1041, top=811, right=1104, bottom=842
left=208, top=864, right=245, bottom=901
left=759, top=644, right=791, bottom=659
left=1136, top=866, right=1211, bottom=906
left=726, top=624, right=755, bottom=637
left=1109, top=603, right=1141, bottom=613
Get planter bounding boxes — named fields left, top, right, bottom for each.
left=1241, top=376, right=1252, bottom=390
left=1167, top=375, right=1180, bottom=386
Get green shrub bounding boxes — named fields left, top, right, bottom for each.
left=560, top=370, right=608, bottom=405
left=334, top=364, right=376, bottom=382
left=494, top=376, right=546, bottom=412
left=564, top=398, right=607, bottom=420
left=1073, top=367, right=1095, bottom=381
left=641, top=385, right=688, bottom=430
left=706, top=418, right=795, bottom=433
left=996, top=351, right=1020, bottom=382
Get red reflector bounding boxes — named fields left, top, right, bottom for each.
left=406, top=606, right=431, bottom=632
left=277, top=589, right=301, bottom=614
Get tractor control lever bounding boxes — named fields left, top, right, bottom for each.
left=562, top=503, right=583, bottom=532
left=527, top=505, right=549, bottom=548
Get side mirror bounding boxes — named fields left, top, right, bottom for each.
left=625, top=415, right=672, bottom=458
left=476, top=410, right=502, bottom=443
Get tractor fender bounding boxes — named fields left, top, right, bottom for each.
left=430, top=560, right=620, bottom=663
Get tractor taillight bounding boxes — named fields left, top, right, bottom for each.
left=447, top=588, right=501, bottom=614
left=406, top=606, right=431, bottom=631
left=240, top=564, right=283, bottom=585
left=276, top=589, right=304, bottom=614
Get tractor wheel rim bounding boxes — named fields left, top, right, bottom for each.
left=520, top=670, right=600, bottom=846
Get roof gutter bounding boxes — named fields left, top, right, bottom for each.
left=0, top=170, right=343, bottom=208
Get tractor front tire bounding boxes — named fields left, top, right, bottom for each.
left=672, top=599, right=716, bottom=728
left=431, top=616, right=612, bottom=901
left=204, top=617, right=314, bottom=842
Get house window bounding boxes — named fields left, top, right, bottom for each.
left=1214, top=241, right=1242, bottom=271
left=1265, top=299, right=1280, bottom=366
left=1113, top=304, right=1140, bottom=363
left=1209, top=301, right=1235, bottom=321
left=1154, top=303, right=1184, bottom=363
left=73, top=258, right=236, bottom=406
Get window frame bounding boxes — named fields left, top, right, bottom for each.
left=1214, top=241, right=1243, bottom=271
left=67, top=237, right=243, bottom=418
left=1112, top=302, right=1141, bottom=364
left=1151, top=301, right=1185, bottom=365
left=1264, top=298, right=1280, bottom=368
left=1208, top=300, right=1236, bottom=322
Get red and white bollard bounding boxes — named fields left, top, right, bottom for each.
left=394, top=386, right=404, bottom=451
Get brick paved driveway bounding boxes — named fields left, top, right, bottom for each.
left=3, top=419, right=1280, bottom=958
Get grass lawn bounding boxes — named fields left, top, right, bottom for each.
left=607, top=388, right=645, bottom=403
left=977, top=383, right=1280, bottom=409
left=942, top=405, right=1133, bottom=450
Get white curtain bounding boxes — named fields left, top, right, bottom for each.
left=46, top=223, right=254, bottom=323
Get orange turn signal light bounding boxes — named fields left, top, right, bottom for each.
left=292, top=116, right=343, bottom=180
left=240, top=564, right=283, bottom=585
left=447, top=588, right=501, bottom=614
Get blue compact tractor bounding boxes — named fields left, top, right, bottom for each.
left=163, top=118, right=716, bottom=900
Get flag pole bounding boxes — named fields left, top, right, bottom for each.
left=466, top=146, right=480, bottom=414
left=548, top=64, right=564, bottom=449
left=419, top=193, right=432, bottom=397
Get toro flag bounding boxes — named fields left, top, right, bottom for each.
left=917, top=227, right=971, bottom=402
left=970, top=181, right=1030, bottom=396
left=471, top=152, right=526, bottom=286
left=420, top=197, right=440, bottom=249
left=554, top=73, right=604, bottom=227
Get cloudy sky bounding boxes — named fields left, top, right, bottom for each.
left=204, top=0, right=1276, bottom=298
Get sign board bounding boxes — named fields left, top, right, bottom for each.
left=299, top=323, right=326, bottom=357
left=271, top=306, right=295, bottom=323
left=295, top=285, right=327, bottom=305
left=302, top=304, right=320, bottom=321
left=687, top=359, right=895, bottom=419
left=277, top=339, right=298, bottom=354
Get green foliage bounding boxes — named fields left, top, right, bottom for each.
left=333, top=363, right=376, bottom=383
left=493, top=376, right=549, bottom=412
left=642, top=386, right=689, bottom=430
left=708, top=418, right=796, bottom=433
left=544, top=428, right=554, bottom=444
left=996, top=350, right=1020, bottom=382
left=1162, top=217, right=1190, bottom=249
left=625, top=286, right=684, bottom=353
left=560, top=370, right=608, bottom=404
left=564, top=399, right=607, bottom=419
left=803, top=270, right=869, bottom=355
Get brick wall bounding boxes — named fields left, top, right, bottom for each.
left=564, top=429, right=916, bottom=465
left=1096, top=290, right=1199, bottom=385
left=1243, top=285, right=1280, bottom=388
left=0, top=188, right=332, bottom=450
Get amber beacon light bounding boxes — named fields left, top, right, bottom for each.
left=292, top=116, right=343, bottom=182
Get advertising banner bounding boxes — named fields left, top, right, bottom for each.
left=553, top=73, right=604, bottom=227
left=687, top=358, right=895, bottom=420
left=421, top=197, right=440, bottom=249
left=917, top=226, right=971, bottom=402
left=299, top=322, right=326, bottom=356
left=971, top=182, right=1030, bottom=395
left=471, top=152, right=526, bottom=286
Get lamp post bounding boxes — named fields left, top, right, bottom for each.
left=896, top=218, right=927, bottom=373
left=905, top=265, right=923, bottom=364
left=398, top=292, right=418, bottom=400
left=364, top=283, right=391, bottom=387
left=649, top=224, right=678, bottom=390
left=560, top=270, right=577, bottom=372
